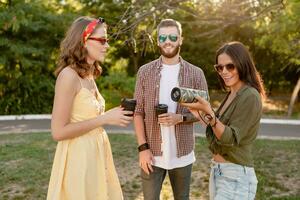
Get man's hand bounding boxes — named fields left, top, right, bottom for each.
left=139, top=149, right=154, bottom=175
left=157, top=113, right=182, bottom=126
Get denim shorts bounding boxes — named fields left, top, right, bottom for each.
left=209, top=160, right=258, bottom=200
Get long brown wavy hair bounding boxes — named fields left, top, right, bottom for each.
left=55, top=16, right=105, bottom=78
left=215, top=41, right=266, bottom=99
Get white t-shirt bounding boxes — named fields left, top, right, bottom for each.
left=153, top=63, right=195, bottom=170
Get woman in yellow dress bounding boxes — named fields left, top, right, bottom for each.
left=47, top=16, right=133, bottom=200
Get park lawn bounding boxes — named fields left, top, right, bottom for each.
left=0, top=132, right=299, bottom=200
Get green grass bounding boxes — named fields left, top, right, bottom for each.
left=0, top=133, right=299, bottom=200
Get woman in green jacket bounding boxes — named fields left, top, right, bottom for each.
left=182, top=41, right=265, bottom=200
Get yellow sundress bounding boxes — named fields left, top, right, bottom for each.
left=47, top=83, right=123, bottom=200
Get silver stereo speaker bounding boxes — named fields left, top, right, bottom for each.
left=171, top=87, right=209, bottom=103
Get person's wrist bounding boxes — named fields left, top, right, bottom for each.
left=208, top=112, right=217, bottom=127
left=97, top=114, right=107, bottom=126
left=210, top=117, right=217, bottom=127
left=204, top=112, right=214, bottom=123
left=138, top=143, right=150, bottom=152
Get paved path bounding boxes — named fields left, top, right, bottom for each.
left=0, top=118, right=299, bottom=139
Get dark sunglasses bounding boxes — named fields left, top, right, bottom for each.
left=88, top=37, right=109, bottom=45
left=214, top=63, right=235, bottom=73
left=158, top=34, right=178, bottom=43
left=97, top=17, right=105, bottom=23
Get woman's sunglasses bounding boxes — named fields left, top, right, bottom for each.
left=83, top=17, right=106, bottom=44
left=88, top=37, right=109, bottom=45
left=158, top=34, right=178, bottom=43
left=214, top=63, right=235, bottom=73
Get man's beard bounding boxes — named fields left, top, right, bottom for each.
left=159, top=44, right=181, bottom=58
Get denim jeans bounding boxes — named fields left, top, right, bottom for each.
left=141, top=164, right=193, bottom=200
left=209, top=160, right=258, bottom=200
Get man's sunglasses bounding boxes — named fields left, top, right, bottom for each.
left=214, top=63, right=235, bottom=73
left=88, top=37, right=109, bottom=45
left=158, top=34, right=178, bottom=43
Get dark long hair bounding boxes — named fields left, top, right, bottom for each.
left=215, top=41, right=266, bottom=99
left=55, top=16, right=104, bottom=78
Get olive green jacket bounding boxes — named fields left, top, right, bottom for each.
left=206, top=85, right=262, bottom=167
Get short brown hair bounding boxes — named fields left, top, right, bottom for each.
left=55, top=16, right=105, bottom=78
left=157, top=19, right=182, bottom=36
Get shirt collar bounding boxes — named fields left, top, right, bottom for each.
left=236, top=84, right=249, bottom=96
left=157, top=56, right=184, bottom=70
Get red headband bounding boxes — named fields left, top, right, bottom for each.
left=82, top=17, right=105, bottom=44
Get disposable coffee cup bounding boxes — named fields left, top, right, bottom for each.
left=121, top=98, right=136, bottom=116
left=155, top=104, right=168, bottom=116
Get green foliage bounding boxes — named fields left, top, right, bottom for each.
left=0, top=0, right=299, bottom=114
left=254, top=0, right=300, bottom=90
left=0, top=0, right=76, bottom=114
left=98, top=58, right=136, bottom=110
left=0, top=75, right=55, bottom=114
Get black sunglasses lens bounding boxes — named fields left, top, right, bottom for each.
left=226, top=64, right=235, bottom=71
left=215, top=65, right=223, bottom=72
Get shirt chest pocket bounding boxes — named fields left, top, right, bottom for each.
left=219, top=104, right=237, bottom=126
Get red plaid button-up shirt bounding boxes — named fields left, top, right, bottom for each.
left=134, top=56, right=208, bottom=157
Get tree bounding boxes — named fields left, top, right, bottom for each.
left=79, top=0, right=284, bottom=74
left=1, top=0, right=296, bottom=114
left=0, top=0, right=76, bottom=114
left=254, top=0, right=300, bottom=116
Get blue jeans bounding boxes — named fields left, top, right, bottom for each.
left=209, top=160, right=258, bottom=200
left=141, top=164, right=193, bottom=200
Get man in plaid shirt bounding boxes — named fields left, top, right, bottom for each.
left=134, top=19, right=208, bottom=200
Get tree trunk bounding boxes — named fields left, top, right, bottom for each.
left=129, top=47, right=139, bottom=74
left=133, top=53, right=139, bottom=73
left=287, top=77, right=300, bottom=117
